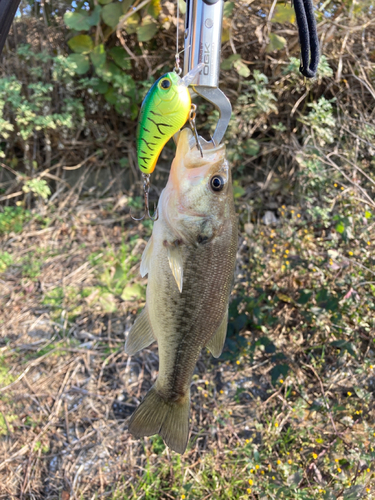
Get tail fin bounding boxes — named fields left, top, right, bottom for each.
left=128, top=386, right=190, bottom=454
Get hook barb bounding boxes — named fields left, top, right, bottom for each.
left=147, top=203, right=158, bottom=221
left=130, top=210, right=146, bottom=222
left=131, top=173, right=158, bottom=222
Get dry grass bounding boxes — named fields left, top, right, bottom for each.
left=0, top=190, right=374, bottom=499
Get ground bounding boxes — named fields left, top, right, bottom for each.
left=0, top=191, right=374, bottom=500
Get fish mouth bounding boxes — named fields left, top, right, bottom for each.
left=174, top=128, right=226, bottom=171
left=188, top=134, right=225, bottom=154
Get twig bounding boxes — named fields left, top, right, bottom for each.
left=0, top=162, right=18, bottom=177
left=64, top=400, right=71, bottom=444
left=343, top=73, right=375, bottom=101
left=0, top=190, right=23, bottom=202
left=291, top=91, right=308, bottom=116
left=63, top=152, right=98, bottom=171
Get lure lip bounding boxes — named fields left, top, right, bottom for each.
left=180, top=62, right=205, bottom=87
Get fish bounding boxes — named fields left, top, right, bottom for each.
left=136, top=66, right=203, bottom=175
left=126, top=127, right=238, bottom=454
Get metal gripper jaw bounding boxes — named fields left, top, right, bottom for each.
left=184, top=0, right=232, bottom=147
left=192, top=86, right=232, bottom=146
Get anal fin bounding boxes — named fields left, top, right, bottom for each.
left=125, top=307, right=155, bottom=355
left=206, top=309, right=228, bottom=358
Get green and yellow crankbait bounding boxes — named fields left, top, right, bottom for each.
left=136, top=66, right=202, bottom=175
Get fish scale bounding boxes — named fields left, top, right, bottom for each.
left=155, top=241, right=236, bottom=399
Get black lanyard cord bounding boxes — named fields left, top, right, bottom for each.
left=0, top=0, right=21, bottom=56
left=293, top=0, right=320, bottom=78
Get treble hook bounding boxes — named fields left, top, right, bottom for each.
left=131, top=173, right=158, bottom=222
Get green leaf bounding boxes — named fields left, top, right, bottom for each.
left=67, top=54, right=90, bottom=75
left=125, top=13, right=140, bottom=34
left=109, top=46, right=131, bottom=70
left=99, top=293, right=117, bottom=313
left=68, top=35, right=94, bottom=54
left=98, top=0, right=112, bottom=4
left=130, top=102, right=138, bottom=120
left=136, top=19, right=158, bottom=42
left=23, top=179, right=51, bottom=200
left=122, top=0, right=133, bottom=11
left=343, top=485, right=366, bottom=500
left=178, top=0, right=186, bottom=15
left=365, top=210, right=372, bottom=219
left=224, top=1, right=235, bottom=17
left=90, top=44, right=106, bottom=69
left=104, top=86, right=117, bottom=105
left=330, top=340, right=357, bottom=358
left=96, top=61, right=122, bottom=82
left=221, top=53, right=241, bottom=70
left=89, top=5, right=102, bottom=26
left=272, top=4, right=296, bottom=24
left=258, top=336, right=276, bottom=354
left=147, top=0, right=162, bottom=18
left=287, top=471, right=302, bottom=486
left=91, top=78, right=109, bottom=94
left=0, top=252, right=13, bottom=272
left=270, top=364, right=289, bottom=385
left=243, top=139, right=260, bottom=156
left=64, top=6, right=102, bottom=30
left=353, top=386, right=366, bottom=399
left=121, top=283, right=145, bottom=301
left=335, top=221, right=345, bottom=234
left=102, top=2, right=123, bottom=28
left=233, top=59, right=250, bottom=78
left=233, top=180, right=245, bottom=199
left=115, top=96, right=130, bottom=114
left=266, top=33, right=287, bottom=52
left=297, top=290, right=312, bottom=305
left=119, top=157, right=129, bottom=168
left=64, top=11, right=91, bottom=31
left=277, top=293, right=294, bottom=304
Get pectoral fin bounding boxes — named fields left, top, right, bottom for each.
left=140, top=236, right=153, bottom=277
left=167, top=245, right=183, bottom=293
left=206, top=309, right=228, bottom=358
left=125, top=307, right=155, bottom=355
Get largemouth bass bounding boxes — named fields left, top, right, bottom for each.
left=126, top=128, right=238, bottom=454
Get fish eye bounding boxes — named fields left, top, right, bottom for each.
left=160, top=78, right=171, bottom=89
left=210, top=175, right=225, bottom=192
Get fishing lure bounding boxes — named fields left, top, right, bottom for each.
left=136, top=66, right=202, bottom=175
